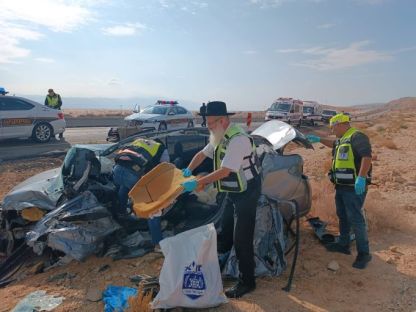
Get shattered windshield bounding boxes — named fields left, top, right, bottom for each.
left=142, top=106, right=167, bottom=115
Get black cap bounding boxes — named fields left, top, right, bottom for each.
left=199, top=101, right=235, bottom=116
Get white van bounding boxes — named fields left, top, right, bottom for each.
left=265, top=98, right=303, bottom=127
left=302, top=101, right=322, bottom=126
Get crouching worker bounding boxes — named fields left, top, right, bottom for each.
left=181, top=101, right=261, bottom=298
left=112, top=138, right=170, bottom=250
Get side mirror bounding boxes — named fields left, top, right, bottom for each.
left=133, top=104, right=140, bottom=113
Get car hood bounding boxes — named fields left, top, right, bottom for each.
left=124, top=113, right=160, bottom=121
left=252, top=120, right=312, bottom=150
left=2, top=168, right=63, bottom=211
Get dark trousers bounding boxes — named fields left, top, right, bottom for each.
left=219, top=177, right=261, bottom=285
left=335, top=188, right=370, bottom=254
left=201, top=116, right=206, bottom=127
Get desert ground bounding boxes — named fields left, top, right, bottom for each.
left=1, top=100, right=416, bottom=312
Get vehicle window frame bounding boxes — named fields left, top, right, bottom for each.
left=176, top=106, right=187, bottom=114
left=0, top=97, right=35, bottom=111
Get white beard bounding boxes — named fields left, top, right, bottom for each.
left=209, top=127, right=225, bottom=147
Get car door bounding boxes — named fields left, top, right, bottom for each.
left=0, top=97, right=36, bottom=139
left=166, top=106, right=178, bottom=130
left=175, top=106, right=189, bottom=128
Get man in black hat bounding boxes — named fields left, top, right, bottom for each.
left=181, top=101, right=261, bottom=298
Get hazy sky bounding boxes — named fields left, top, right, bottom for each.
left=1, top=0, right=415, bottom=110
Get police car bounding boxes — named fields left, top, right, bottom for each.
left=0, top=96, right=66, bottom=143
left=124, top=100, right=194, bottom=131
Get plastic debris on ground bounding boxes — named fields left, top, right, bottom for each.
left=104, top=230, right=154, bottom=260
left=103, top=285, right=138, bottom=312
left=11, top=290, right=64, bottom=312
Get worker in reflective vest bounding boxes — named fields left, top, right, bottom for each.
left=181, top=101, right=261, bottom=298
left=44, top=89, right=62, bottom=109
left=306, top=113, right=373, bottom=269
left=45, top=88, right=64, bottom=139
left=113, top=138, right=170, bottom=251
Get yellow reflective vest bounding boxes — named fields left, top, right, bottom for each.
left=214, top=124, right=259, bottom=193
left=331, top=127, right=359, bottom=185
left=116, top=138, right=163, bottom=172
left=46, top=95, right=60, bottom=108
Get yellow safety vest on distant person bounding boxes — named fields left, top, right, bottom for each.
left=214, top=124, right=259, bottom=193
left=46, top=95, right=60, bottom=108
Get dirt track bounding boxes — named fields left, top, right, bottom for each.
left=1, top=110, right=416, bottom=311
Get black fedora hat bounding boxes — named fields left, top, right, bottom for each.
left=199, top=101, right=235, bottom=116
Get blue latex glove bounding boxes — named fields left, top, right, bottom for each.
left=182, top=167, right=192, bottom=177
left=355, top=176, right=366, bottom=195
left=306, top=134, right=321, bottom=144
left=181, top=180, right=198, bottom=192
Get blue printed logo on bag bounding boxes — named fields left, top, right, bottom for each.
left=182, top=261, right=206, bottom=300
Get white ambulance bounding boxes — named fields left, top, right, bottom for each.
left=265, top=97, right=303, bottom=127
left=302, top=101, right=322, bottom=126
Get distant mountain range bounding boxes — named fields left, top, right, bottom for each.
left=20, top=94, right=201, bottom=111
left=15, top=94, right=415, bottom=112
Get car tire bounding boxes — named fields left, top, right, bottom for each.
left=187, top=120, right=194, bottom=128
left=310, top=120, right=315, bottom=126
left=297, top=119, right=302, bottom=128
left=32, top=122, right=53, bottom=143
left=158, top=122, right=167, bottom=131
left=288, top=119, right=291, bottom=125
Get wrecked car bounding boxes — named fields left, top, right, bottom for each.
left=0, top=121, right=312, bottom=290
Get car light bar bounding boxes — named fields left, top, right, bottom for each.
left=157, top=100, right=178, bottom=105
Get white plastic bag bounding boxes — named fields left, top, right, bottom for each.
left=151, top=223, right=227, bottom=309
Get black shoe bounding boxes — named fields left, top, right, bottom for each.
left=325, top=243, right=351, bottom=255
left=352, top=253, right=372, bottom=269
left=225, top=281, right=255, bottom=298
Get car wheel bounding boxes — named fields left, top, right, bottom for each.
left=310, top=120, right=315, bottom=126
left=33, top=122, right=53, bottom=143
left=187, top=120, right=194, bottom=128
left=158, top=122, right=167, bottom=131
left=297, top=119, right=302, bottom=128
left=288, top=119, right=291, bottom=125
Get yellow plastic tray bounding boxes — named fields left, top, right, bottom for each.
left=128, top=162, right=193, bottom=218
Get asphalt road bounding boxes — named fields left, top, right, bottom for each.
left=0, top=121, right=320, bottom=162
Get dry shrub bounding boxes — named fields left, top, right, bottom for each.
left=127, top=285, right=154, bottom=312
left=376, top=126, right=385, bottom=133
left=378, top=138, right=398, bottom=150
left=365, top=192, right=415, bottom=234
left=309, top=179, right=337, bottom=224
left=309, top=183, right=416, bottom=235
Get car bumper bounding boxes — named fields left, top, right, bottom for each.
left=265, top=116, right=288, bottom=121
left=51, top=120, right=66, bottom=134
